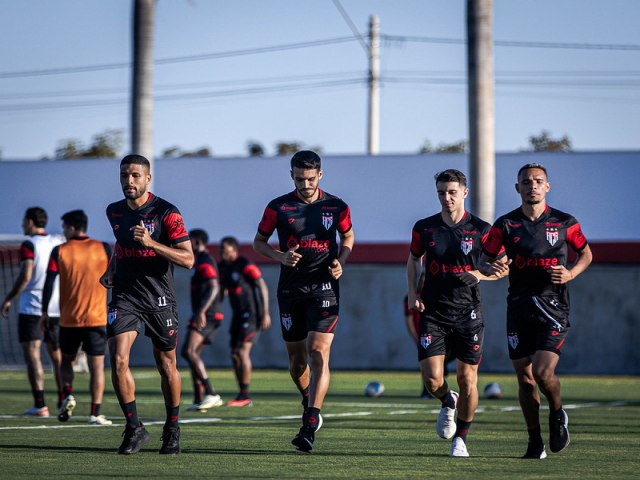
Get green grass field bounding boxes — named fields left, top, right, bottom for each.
left=0, top=368, right=638, bottom=479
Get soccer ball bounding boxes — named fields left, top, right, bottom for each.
left=365, top=381, right=385, bottom=397
left=483, top=382, right=503, bottom=399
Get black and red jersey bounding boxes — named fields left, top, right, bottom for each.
left=482, top=205, right=588, bottom=303
left=218, top=256, right=263, bottom=316
left=257, top=189, right=352, bottom=295
left=106, top=193, right=190, bottom=312
left=410, top=211, right=492, bottom=322
left=191, top=250, right=221, bottom=317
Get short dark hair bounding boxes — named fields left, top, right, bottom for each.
left=61, top=210, right=88, bottom=232
left=434, top=169, right=467, bottom=187
left=24, top=207, right=47, bottom=228
left=121, top=154, right=150, bottom=169
left=189, top=229, right=209, bottom=244
left=220, top=236, right=239, bottom=250
left=518, top=163, right=548, bottom=179
left=290, top=150, right=321, bottom=170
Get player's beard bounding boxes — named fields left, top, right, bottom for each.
left=297, top=186, right=317, bottom=199
left=123, top=185, right=146, bottom=200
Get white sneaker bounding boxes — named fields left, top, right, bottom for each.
left=198, top=394, right=223, bottom=410
left=436, top=391, right=459, bottom=439
left=23, top=405, right=50, bottom=417
left=451, top=437, right=469, bottom=457
left=186, top=402, right=201, bottom=412
left=89, top=414, right=113, bottom=425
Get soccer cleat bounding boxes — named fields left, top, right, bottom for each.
left=198, top=394, right=223, bottom=410
left=57, top=395, right=76, bottom=422
left=291, top=425, right=315, bottom=453
left=186, top=402, right=202, bottom=412
left=522, top=438, right=547, bottom=459
left=117, top=424, right=150, bottom=455
left=159, top=426, right=181, bottom=455
left=89, top=414, right=113, bottom=426
left=549, top=409, right=570, bottom=453
left=23, top=405, right=50, bottom=417
left=435, top=390, right=459, bottom=439
left=227, top=397, right=253, bottom=407
left=450, top=436, right=469, bottom=457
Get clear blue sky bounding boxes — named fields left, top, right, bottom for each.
left=0, top=0, right=638, bottom=159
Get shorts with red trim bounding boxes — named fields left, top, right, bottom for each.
left=107, top=306, right=179, bottom=352
left=229, top=310, right=260, bottom=348
left=187, top=312, right=223, bottom=345
left=418, top=309, right=484, bottom=365
left=277, top=293, right=339, bottom=343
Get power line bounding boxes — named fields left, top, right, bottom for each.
left=331, top=0, right=369, bottom=54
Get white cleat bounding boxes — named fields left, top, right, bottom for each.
left=58, top=395, right=76, bottom=422
left=198, top=394, right=223, bottom=410
left=89, top=414, right=113, bottom=425
left=451, top=437, right=469, bottom=457
left=436, top=391, right=459, bottom=439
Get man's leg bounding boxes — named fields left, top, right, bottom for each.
left=181, top=330, right=207, bottom=406
left=21, top=340, right=50, bottom=414
left=44, top=341, right=63, bottom=407
left=57, top=352, right=77, bottom=422
left=153, top=346, right=181, bottom=454
left=306, top=331, right=334, bottom=410
left=285, top=339, right=310, bottom=403
left=512, top=356, right=547, bottom=458
left=450, top=361, right=478, bottom=457
left=228, top=341, right=253, bottom=404
left=421, top=355, right=458, bottom=440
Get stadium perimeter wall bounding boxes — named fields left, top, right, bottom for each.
left=0, top=152, right=638, bottom=374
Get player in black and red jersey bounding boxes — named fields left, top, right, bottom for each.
left=181, top=229, right=224, bottom=412
left=253, top=150, right=354, bottom=453
left=218, top=236, right=271, bottom=407
left=481, top=163, right=592, bottom=459
left=407, top=169, right=500, bottom=457
left=100, top=154, right=194, bottom=455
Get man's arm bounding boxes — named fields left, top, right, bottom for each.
left=1, top=259, right=33, bottom=317
left=99, top=244, right=117, bottom=289
left=255, top=277, right=271, bottom=330
left=253, top=232, right=301, bottom=267
left=194, top=278, right=220, bottom=329
left=550, top=244, right=593, bottom=284
left=131, top=221, right=194, bottom=269
left=328, top=228, right=355, bottom=280
left=406, top=254, right=425, bottom=313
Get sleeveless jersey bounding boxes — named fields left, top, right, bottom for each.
left=19, top=233, right=63, bottom=316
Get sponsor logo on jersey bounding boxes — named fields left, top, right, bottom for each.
left=508, top=332, right=519, bottom=350
left=513, top=254, right=559, bottom=269
left=288, top=218, right=295, bottom=224
left=286, top=235, right=330, bottom=252
left=116, top=243, right=157, bottom=259
left=420, top=334, right=432, bottom=349
left=321, top=212, right=333, bottom=230
left=460, top=236, right=474, bottom=255
left=428, top=259, right=472, bottom=275
left=281, top=314, right=292, bottom=331
left=280, top=205, right=297, bottom=211
left=546, top=227, right=559, bottom=246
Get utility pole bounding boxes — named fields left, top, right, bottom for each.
left=467, top=0, right=495, bottom=222
left=367, top=15, right=380, bottom=155
left=131, top=0, right=155, bottom=190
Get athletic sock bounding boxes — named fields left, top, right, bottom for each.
left=120, top=400, right=141, bottom=428
left=202, top=378, right=215, bottom=396
left=239, top=383, right=249, bottom=398
left=454, top=419, right=472, bottom=442
left=441, top=390, right=456, bottom=409
left=90, top=403, right=101, bottom=416
left=552, top=406, right=564, bottom=421
left=165, top=404, right=180, bottom=430
left=527, top=425, right=543, bottom=445
left=193, top=380, right=203, bottom=404
left=306, top=407, right=321, bottom=431
left=301, top=386, right=309, bottom=410
left=33, top=390, right=45, bottom=408
left=63, top=385, right=73, bottom=398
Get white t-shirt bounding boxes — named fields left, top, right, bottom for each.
left=18, top=233, right=63, bottom=316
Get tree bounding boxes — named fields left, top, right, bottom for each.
left=161, top=146, right=212, bottom=158
left=419, top=139, right=468, bottom=154
left=526, top=131, right=572, bottom=152
left=247, top=141, right=265, bottom=157
left=275, top=142, right=302, bottom=156
left=54, top=129, right=124, bottom=159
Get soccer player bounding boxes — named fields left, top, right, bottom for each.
left=407, top=169, right=500, bottom=457
left=41, top=210, right=112, bottom=425
left=253, top=150, right=354, bottom=453
left=181, top=228, right=224, bottom=412
left=1, top=207, right=63, bottom=416
left=218, top=236, right=271, bottom=407
left=100, top=154, right=194, bottom=455
left=481, top=163, right=592, bottom=459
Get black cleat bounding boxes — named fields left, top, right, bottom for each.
left=118, top=424, right=150, bottom=455
left=549, top=409, right=570, bottom=453
left=57, top=395, right=76, bottom=423
left=159, top=426, right=181, bottom=455
left=522, top=438, right=547, bottom=459
left=291, top=425, right=315, bottom=453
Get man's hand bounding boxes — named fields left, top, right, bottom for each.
left=195, top=311, right=207, bottom=330
left=549, top=265, right=573, bottom=284
left=328, top=259, right=343, bottom=279
left=261, top=313, right=272, bottom=330
left=131, top=220, right=153, bottom=247
left=99, top=271, right=114, bottom=289
left=407, top=291, right=425, bottom=313
left=40, top=313, right=50, bottom=331
left=457, top=271, right=480, bottom=286
left=280, top=244, right=302, bottom=267
left=1, top=300, right=11, bottom=318
left=481, top=258, right=512, bottom=279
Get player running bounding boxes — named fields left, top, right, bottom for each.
left=253, top=150, right=354, bottom=453
left=481, top=163, right=592, bottom=459
left=407, top=169, right=500, bottom=457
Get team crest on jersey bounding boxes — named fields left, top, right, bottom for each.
left=107, top=308, right=118, bottom=325
left=321, top=212, right=333, bottom=230
left=143, top=220, right=155, bottom=235
left=508, top=333, right=519, bottom=350
left=420, top=334, right=432, bottom=350
left=460, top=236, right=474, bottom=255
left=281, top=314, right=292, bottom=331
left=546, top=227, right=559, bottom=246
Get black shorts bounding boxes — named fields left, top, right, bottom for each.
left=418, top=308, right=484, bottom=365
left=107, top=306, right=179, bottom=352
left=277, top=293, right=339, bottom=343
left=60, top=326, right=107, bottom=356
left=229, top=310, right=260, bottom=348
left=187, top=312, right=223, bottom=345
left=18, top=314, right=60, bottom=348
left=506, top=295, right=570, bottom=360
